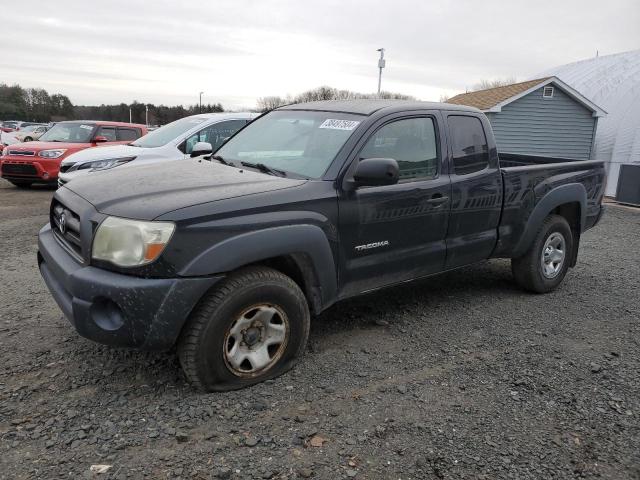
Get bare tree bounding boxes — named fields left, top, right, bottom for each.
left=439, top=93, right=451, bottom=103
left=256, top=96, right=288, bottom=112
left=471, top=77, right=517, bottom=92
left=257, top=86, right=414, bottom=110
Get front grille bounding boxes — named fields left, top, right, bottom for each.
left=2, top=163, right=37, bottom=176
left=51, top=200, right=83, bottom=260
left=7, top=149, right=35, bottom=156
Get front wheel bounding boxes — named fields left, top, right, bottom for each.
left=512, top=214, right=573, bottom=293
left=178, top=266, right=310, bottom=391
left=23, top=137, right=32, bottom=142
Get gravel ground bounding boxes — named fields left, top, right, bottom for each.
left=0, top=179, right=639, bottom=480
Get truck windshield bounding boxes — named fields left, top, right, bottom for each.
left=39, top=123, right=96, bottom=143
left=132, top=116, right=207, bottom=148
left=215, top=110, right=363, bottom=178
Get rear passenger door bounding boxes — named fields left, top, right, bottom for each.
left=444, top=114, right=502, bottom=268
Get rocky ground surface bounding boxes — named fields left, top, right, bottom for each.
left=0, top=179, right=639, bottom=479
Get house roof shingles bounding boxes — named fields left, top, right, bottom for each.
left=446, top=77, right=551, bottom=110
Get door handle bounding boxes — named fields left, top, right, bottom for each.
left=427, top=195, right=449, bottom=205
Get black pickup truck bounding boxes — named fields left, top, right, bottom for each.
left=38, top=100, right=606, bottom=391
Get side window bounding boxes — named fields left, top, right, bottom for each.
left=359, top=117, right=439, bottom=181
left=117, top=128, right=140, bottom=141
left=448, top=116, right=489, bottom=175
left=97, top=126, right=117, bottom=142
left=183, top=120, right=246, bottom=154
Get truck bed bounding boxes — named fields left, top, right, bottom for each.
left=493, top=154, right=606, bottom=258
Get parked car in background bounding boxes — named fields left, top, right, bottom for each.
left=38, top=100, right=605, bottom=391
left=0, top=120, right=147, bottom=187
left=14, top=124, right=49, bottom=142
left=1, top=121, right=20, bottom=133
left=57, top=112, right=257, bottom=186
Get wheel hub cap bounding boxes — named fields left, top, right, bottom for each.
left=243, top=327, right=262, bottom=346
left=541, top=232, right=566, bottom=279
left=223, top=304, right=289, bottom=377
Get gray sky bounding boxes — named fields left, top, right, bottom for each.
left=1, top=0, right=638, bottom=110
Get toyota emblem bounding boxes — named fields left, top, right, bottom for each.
left=59, top=213, right=67, bottom=234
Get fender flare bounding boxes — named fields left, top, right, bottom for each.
left=512, top=183, right=587, bottom=258
left=178, top=224, right=337, bottom=309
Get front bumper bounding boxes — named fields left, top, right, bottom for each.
left=1, top=156, right=61, bottom=182
left=38, top=224, right=223, bottom=350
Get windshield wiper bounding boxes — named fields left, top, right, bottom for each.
left=211, top=155, right=233, bottom=166
left=241, top=161, right=287, bottom=177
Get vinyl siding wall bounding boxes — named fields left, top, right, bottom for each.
left=486, top=86, right=596, bottom=160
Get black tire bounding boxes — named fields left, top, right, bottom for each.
left=177, top=266, right=310, bottom=391
left=10, top=181, right=33, bottom=189
left=23, top=137, right=32, bottom=142
left=512, top=214, right=573, bottom=293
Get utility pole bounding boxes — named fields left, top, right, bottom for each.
left=129, top=107, right=132, bottom=123
left=145, top=104, right=148, bottom=126
left=199, top=92, right=204, bottom=113
left=377, top=48, right=386, bottom=96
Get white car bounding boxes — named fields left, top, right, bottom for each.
left=58, top=112, right=258, bottom=186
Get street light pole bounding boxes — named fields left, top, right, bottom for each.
left=145, top=104, right=148, bottom=126
left=377, top=48, right=386, bottom=96
left=199, top=92, right=204, bottom=113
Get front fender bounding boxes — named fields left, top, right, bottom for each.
left=511, top=183, right=587, bottom=258
left=178, top=224, right=337, bottom=308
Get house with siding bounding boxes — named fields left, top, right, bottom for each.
left=447, top=77, right=606, bottom=160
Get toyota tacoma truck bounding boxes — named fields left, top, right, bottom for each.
left=37, top=100, right=605, bottom=391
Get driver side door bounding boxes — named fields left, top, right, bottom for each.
left=338, top=112, right=452, bottom=298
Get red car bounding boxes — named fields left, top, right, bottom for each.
left=0, top=120, right=148, bottom=187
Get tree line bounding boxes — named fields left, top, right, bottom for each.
left=1, top=83, right=418, bottom=126
left=0, top=83, right=224, bottom=125
left=257, top=85, right=414, bottom=112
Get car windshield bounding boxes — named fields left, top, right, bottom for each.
left=39, top=123, right=96, bottom=143
left=215, top=110, right=363, bottom=178
left=132, top=115, right=208, bottom=148
left=22, top=125, right=38, bottom=132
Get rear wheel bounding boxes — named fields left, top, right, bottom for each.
left=23, top=137, right=32, bottom=142
left=512, top=214, right=573, bottom=293
left=178, top=266, right=310, bottom=391
left=10, top=180, right=33, bottom=189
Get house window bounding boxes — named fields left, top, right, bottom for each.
left=543, top=86, right=554, bottom=98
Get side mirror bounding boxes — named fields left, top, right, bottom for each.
left=190, top=141, right=213, bottom=158
left=93, top=136, right=108, bottom=143
left=351, top=158, right=399, bottom=187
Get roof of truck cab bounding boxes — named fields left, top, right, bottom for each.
left=280, top=99, right=481, bottom=115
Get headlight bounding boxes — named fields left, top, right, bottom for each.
left=1, top=147, right=7, bottom=156
left=38, top=149, right=67, bottom=159
left=92, top=216, right=175, bottom=267
left=74, top=156, right=136, bottom=172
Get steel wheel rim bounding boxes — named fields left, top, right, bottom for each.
left=541, top=232, right=566, bottom=279
left=223, top=304, right=289, bottom=377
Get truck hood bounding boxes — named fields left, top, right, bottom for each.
left=64, top=159, right=307, bottom=220
left=61, top=144, right=143, bottom=166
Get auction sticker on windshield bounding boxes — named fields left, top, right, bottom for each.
left=319, top=119, right=360, bottom=130
left=80, top=125, right=93, bottom=130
